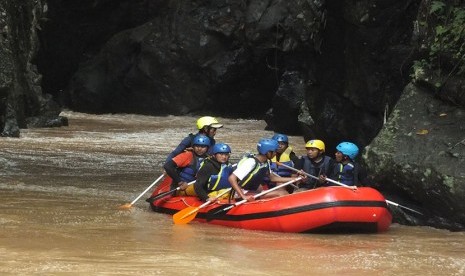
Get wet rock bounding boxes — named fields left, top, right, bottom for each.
left=26, top=115, right=68, bottom=128
left=365, top=83, right=465, bottom=230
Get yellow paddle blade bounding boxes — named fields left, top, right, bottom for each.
left=118, top=203, right=133, bottom=210
left=173, top=206, right=200, bottom=224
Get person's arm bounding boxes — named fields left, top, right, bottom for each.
left=194, top=163, right=214, bottom=201
left=294, top=157, right=304, bottom=170
left=163, top=160, right=182, bottom=185
left=228, top=158, right=256, bottom=201
left=325, top=158, right=338, bottom=179
left=269, top=172, right=299, bottom=183
left=290, top=151, right=300, bottom=166
left=228, top=173, right=253, bottom=201
left=319, top=157, right=337, bottom=184
left=165, top=135, right=193, bottom=162
left=163, top=152, right=192, bottom=189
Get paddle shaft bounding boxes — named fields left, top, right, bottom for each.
left=148, top=180, right=195, bottom=202
left=179, top=188, right=232, bottom=220
left=384, top=199, right=423, bottom=215
left=150, top=164, right=237, bottom=205
left=220, top=177, right=303, bottom=213
left=199, top=188, right=232, bottom=208
left=129, top=174, right=165, bottom=206
left=277, top=162, right=423, bottom=215
left=277, top=161, right=358, bottom=189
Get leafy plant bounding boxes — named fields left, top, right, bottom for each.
left=412, top=1, right=465, bottom=88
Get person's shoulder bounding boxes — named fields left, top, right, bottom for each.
left=183, top=133, right=195, bottom=141
left=325, top=155, right=335, bottom=162
left=324, top=155, right=336, bottom=168
left=289, top=151, right=299, bottom=159
left=202, top=157, right=218, bottom=168
left=198, top=159, right=218, bottom=173
left=237, top=156, right=257, bottom=168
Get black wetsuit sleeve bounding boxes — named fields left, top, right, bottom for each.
left=328, top=163, right=340, bottom=181
left=194, top=162, right=216, bottom=201
left=294, top=157, right=304, bottom=170
left=290, top=152, right=300, bottom=167
left=163, top=160, right=181, bottom=185
left=323, top=157, right=337, bottom=178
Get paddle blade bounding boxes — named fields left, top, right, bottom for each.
left=118, top=203, right=133, bottom=210
left=173, top=206, right=199, bottom=224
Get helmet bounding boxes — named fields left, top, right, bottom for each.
left=305, top=139, right=325, bottom=152
left=212, top=143, right=231, bottom=154
left=196, top=116, right=223, bottom=130
left=257, top=138, right=279, bottom=154
left=192, top=135, right=211, bottom=147
left=336, top=142, right=359, bottom=160
left=271, top=133, right=288, bottom=143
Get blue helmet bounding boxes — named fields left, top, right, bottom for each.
left=257, top=138, right=279, bottom=154
left=192, top=135, right=211, bottom=147
left=212, top=143, right=231, bottom=154
left=272, top=133, right=288, bottom=143
left=336, top=142, right=359, bottom=160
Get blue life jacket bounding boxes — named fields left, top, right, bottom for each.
left=238, top=156, right=270, bottom=191
left=335, top=162, right=355, bottom=186
left=207, top=163, right=234, bottom=191
left=265, top=147, right=294, bottom=188
left=301, top=155, right=332, bottom=189
left=179, top=153, right=204, bottom=182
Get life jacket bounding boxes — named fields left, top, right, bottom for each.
left=335, top=162, right=358, bottom=186
left=301, top=155, right=332, bottom=188
left=206, top=161, right=234, bottom=191
left=237, top=155, right=270, bottom=191
left=270, top=146, right=294, bottom=177
left=178, top=152, right=204, bottom=182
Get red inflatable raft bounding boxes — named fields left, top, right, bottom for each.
left=148, top=184, right=392, bottom=233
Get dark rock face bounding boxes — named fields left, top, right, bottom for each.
left=36, top=0, right=170, bottom=106
left=65, top=0, right=326, bottom=121
left=304, top=0, right=420, bottom=149
left=0, top=0, right=65, bottom=137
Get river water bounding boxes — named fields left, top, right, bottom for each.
left=1, top=111, right=464, bottom=275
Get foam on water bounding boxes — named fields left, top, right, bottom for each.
left=1, top=111, right=465, bottom=275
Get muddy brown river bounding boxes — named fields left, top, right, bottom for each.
left=1, top=111, right=464, bottom=275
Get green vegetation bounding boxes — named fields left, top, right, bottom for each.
left=412, top=1, right=465, bottom=88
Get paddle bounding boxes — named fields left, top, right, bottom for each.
left=276, top=161, right=357, bottom=191
left=119, top=173, right=165, bottom=209
left=172, top=188, right=232, bottom=224
left=276, top=162, right=423, bottom=215
left=145, top=180, right=196, bottom=204
left=208, top=177, right=303, bottom=217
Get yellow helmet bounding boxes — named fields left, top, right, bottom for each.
left=196, top=116, right=223, bottom=130
left=305, top=139, right=325, bottom=152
